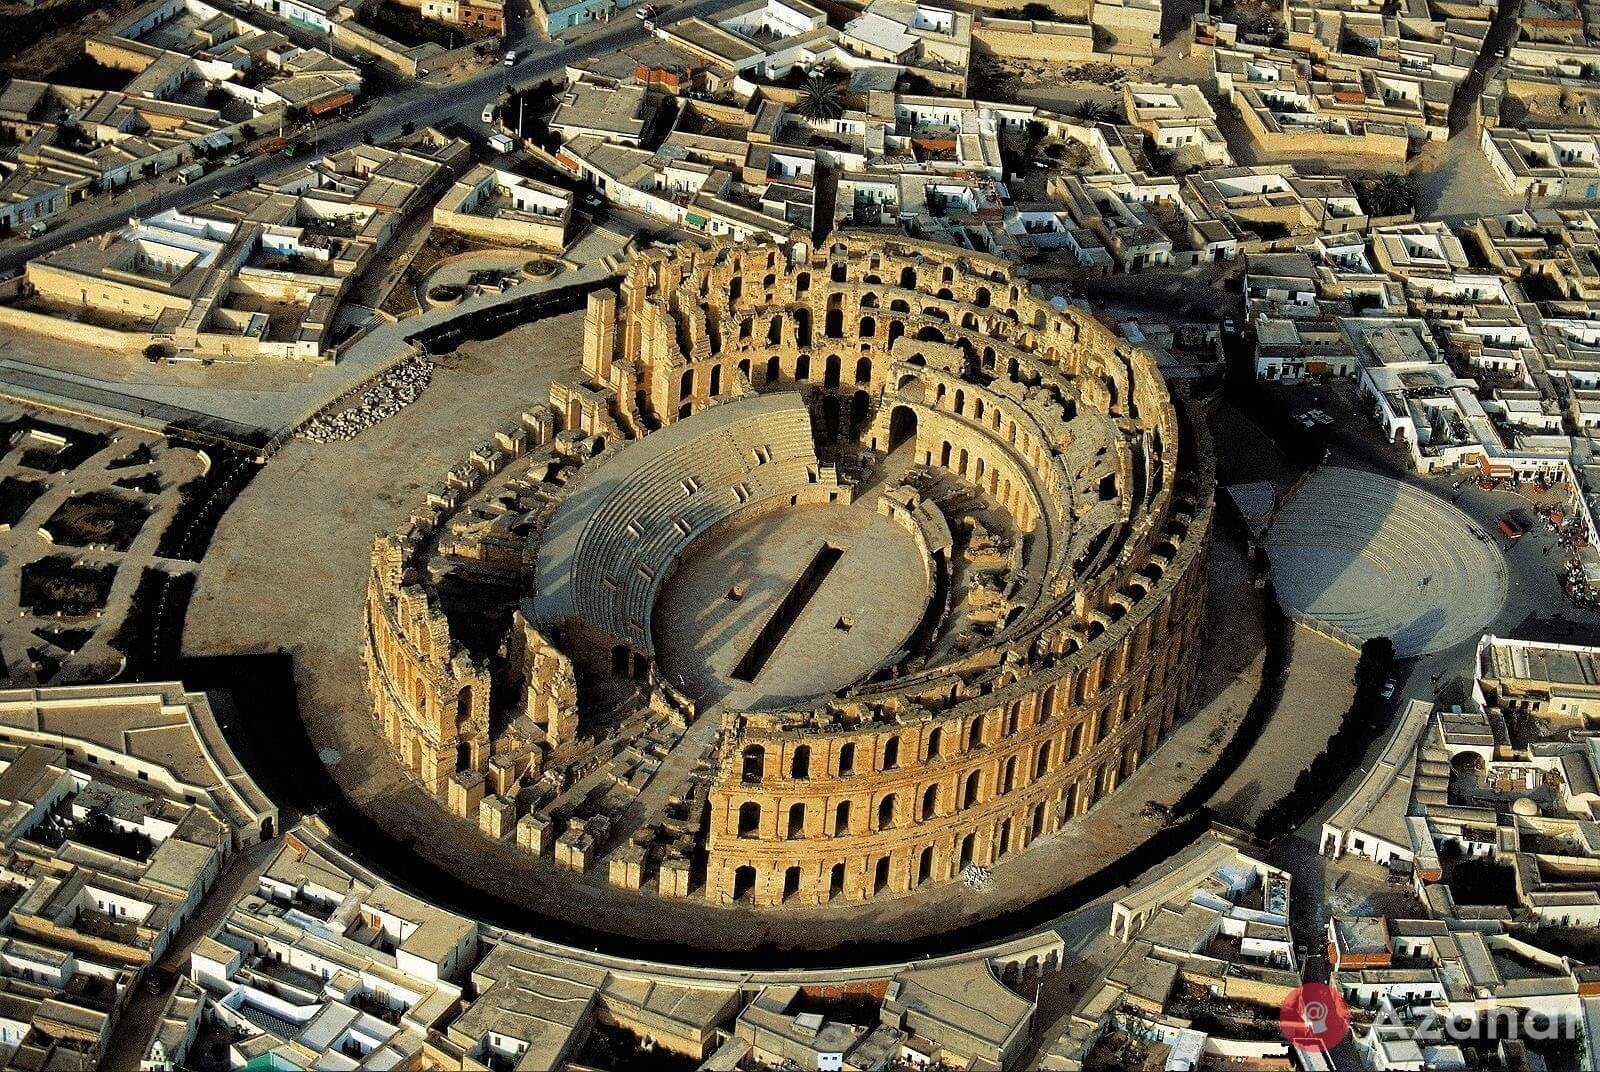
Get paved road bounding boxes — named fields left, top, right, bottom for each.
left=0, top=0, right=736, bottom=276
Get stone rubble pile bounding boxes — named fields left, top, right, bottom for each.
left=298, top=354, right=434, bottom=443
left=961, top=864, right=994, bottom=892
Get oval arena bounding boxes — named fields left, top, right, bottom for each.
left=364, top=233, right=1214, bottom=912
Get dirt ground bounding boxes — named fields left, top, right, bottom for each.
left=1207, top=623, right=1359, bottom=827
left=0, top=0, right=143, bottom=80
left=183, top=311, right=1282, bottom=950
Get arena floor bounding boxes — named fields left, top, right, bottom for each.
left=1263, top=467, right=1508, bottom=657
left=653, top=500, right=932, bottom=712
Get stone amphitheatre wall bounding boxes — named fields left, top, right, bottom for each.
left=361, top=232, right=1213, bottom=911
left=573, top=233, right=1213, bottom=906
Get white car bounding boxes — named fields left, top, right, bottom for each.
left=1379, top=678, right=1398, bottom=699
left=504, top=50, right=518, bottom=66
left=635, top=3, right=657, bottom=18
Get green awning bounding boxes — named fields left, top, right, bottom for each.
left=685, top=212, right=707, bottom=228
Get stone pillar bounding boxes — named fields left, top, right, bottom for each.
left=517, top=813, right=552, bottom=856
left=448, top=771, right=485, bottom=822
left=479, top=795, right=515, bottom=840
left=659, top=855, right=692, bottom=898
left=583, top=289, right=618, bottom=385
left=609, top=842, right=646, bottom=890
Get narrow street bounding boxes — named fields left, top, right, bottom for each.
left=98, top=838, right=282, bottom=1071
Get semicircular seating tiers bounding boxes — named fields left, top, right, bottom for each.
left=363, top=232, right=1215, bottom=913
left=533, top=394, right=825, bottom=656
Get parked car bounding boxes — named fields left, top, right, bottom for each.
left=223, top=152, right=246, bottom=166
left=482, top=102, right=497, bottom=124
left=635, top=3, right=658, bottom=18
left=1497, top=510, right=1526, bottom=538
left=1379, top=677, right=1398, bottom=699
left=504, top=49, right=519, bottom=66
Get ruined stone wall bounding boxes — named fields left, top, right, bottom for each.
left=365, top=535, right=494, bottom=794
left=586, top=234, right=1212, bottom=906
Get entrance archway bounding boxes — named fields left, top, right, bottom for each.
left=889, top=405, right=917, bottom=450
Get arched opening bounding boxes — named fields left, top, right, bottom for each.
left=788, top=802, right=806, bottom=839
left=917, top=325, right=946, bottom=343
left=834, top=799, right=851, bottom=834
left=968, top=714, right=985, bottom=750
left=959, top=832, right=974, bottom=869
left=730, top=277, right=742, bottom=302
left=926, top=726, right=943, bottom=759
left=824, top=354, right=842, bottom=389
left=796, top=271, right=810, bottom=293
left=260, top=817, right=275, bottom=841
left=733, top=865, right=757, bottom=900
left=859, top=316, right=876, bottom=338
left=918, top=846, right=934, bottom=885
left=795, top=309, right=811, bottom=346
left=921, top=784, right=939, bottom=820
left=1035, top=740, right=1052, bottom=778
left=456, top=740, right=472, bottom=772
left=766, top=355, right=781, bottom=383
left=825, top=308, right=844, bottom=339
left=795, top=354, right=810, bottom=381
left=829, top=862, right=845, bottom=898
left=738, top=802, right=761, bottom=837
left=975, top=286, right=991, bottom=308
left=737, top=357, right=751, bottom=383
left=889, top=405, right=917, bottom=451
left=874, top=855, right=891, bottom=894
left=742, top=745, right=765, bottom=782
left=679, top=368, right=694, bottom=400
left=709, top=364, right=722, bottom=396
left=887, top=321, right=904, bottom=346
left=1002, top=755, right=1017, bottom=793
left=877, top=794, right=897, bottom=829
left=822, top=395, right=841, bottom=440
left=900, top=266, right=916, bottom=288
left=782, top=866, right=801, bottom=901
left=791, top=745, right=811, bottom=780
left=831, top=262, right=846, bottom=283
left=883, top=735, right=901, bottom=770
left=854, top=356, right=872, bottom=384
left=997, top=817, right=1012, bottom=858
left=1032, top=800, right=1047, bottom=839
left=964, top=769, right=981, bottom=807
left=838, top=742, right=855, bottom=776
left=767, top=317, right=782, bottom=345
left=850, top=390, right=869, bottom=437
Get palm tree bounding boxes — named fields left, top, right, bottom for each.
left=1360, top=172, right=1416, bottom=218
left=1072, top=99, right=1114, bottom=123
left=796, top=73, right=845, bottom=121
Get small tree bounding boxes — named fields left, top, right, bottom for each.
left=796, top=73, right=845, bottom=121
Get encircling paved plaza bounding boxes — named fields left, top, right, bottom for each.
left=1263, top=467, right=1507, bottom=657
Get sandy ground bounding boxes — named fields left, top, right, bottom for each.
left=1208, top=623, right=1358, bottom=827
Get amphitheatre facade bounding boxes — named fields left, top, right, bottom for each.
left=363, top=234, right=1214, bottom=911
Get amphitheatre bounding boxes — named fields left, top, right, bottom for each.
left=354, top=232, right=1214, bottom=917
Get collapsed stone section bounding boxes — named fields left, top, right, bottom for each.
left=363, top=232, right=1214, bottom=913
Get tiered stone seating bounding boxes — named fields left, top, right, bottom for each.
left=1264, top=468, right=1507, bottom=657
left=535, top=395, right=822, bottom=654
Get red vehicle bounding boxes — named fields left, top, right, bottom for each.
left=253, top=136, right=288, bottom=157
left=1498, top=511, right=1526, bottom=539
